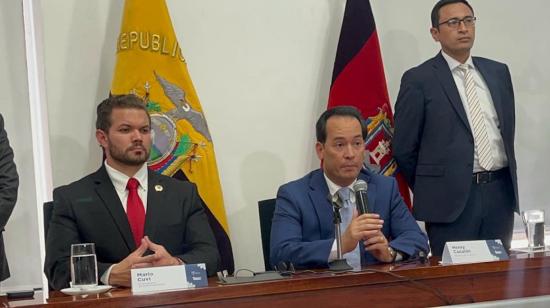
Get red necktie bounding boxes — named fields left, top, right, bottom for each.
left=126, top=178, right=145, bottom=247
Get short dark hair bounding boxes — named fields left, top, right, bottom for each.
left=431, top=0, right=474, bottom=28
left=96, top=94, right=150, bottom=131
left=316, top=106, right=367, bottom=143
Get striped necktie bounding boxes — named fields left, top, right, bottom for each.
left=458, top=64, right=494, bottom=171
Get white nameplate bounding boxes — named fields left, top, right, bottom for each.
left=441, top=240, right=508, bottom=265
left=131, top=263, right=207, bottom=294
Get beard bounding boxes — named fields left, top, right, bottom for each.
left=107, top=141, right=150, bottom=166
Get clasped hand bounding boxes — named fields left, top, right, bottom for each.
left=109, top=236, right=182, bottom=286
left=342, top=212, right=394, bottom=263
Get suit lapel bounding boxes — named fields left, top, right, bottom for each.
left=144, top=170, right=166, bottom=239
left=308, top=170, right=334, bottom=238
left=473, top=57, right=506, bottom=131
left=93, top=166, right=135, bottom=251
left=432, top=53, right=472, bottom=133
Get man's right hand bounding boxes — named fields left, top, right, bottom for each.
left=341, top=212, right=384, bottom=253
left=108, top=239, right=156, bottom=287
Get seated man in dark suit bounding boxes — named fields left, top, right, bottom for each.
left=45, top=94, right=219, bottom=290
left=270, top=106, right=428, bottom=269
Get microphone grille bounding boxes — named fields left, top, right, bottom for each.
left=327, top=192, right=343, bottom=208
left=353, top=180, right=368, bottom=192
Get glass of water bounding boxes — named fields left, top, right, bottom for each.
left=70, top=243, right=98, bottom=289
left=521, top=210, right=545, bottom=251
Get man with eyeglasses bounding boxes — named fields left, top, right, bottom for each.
left=393, top=0, right=518, bottom=257
left=270, top=106, right=428, bottom=269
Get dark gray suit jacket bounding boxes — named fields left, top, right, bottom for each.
left=0, top=114, right=18, bottom=281
left=393, top=52, right=518, bottom=223
left=44, top=165, right=219, bottom=290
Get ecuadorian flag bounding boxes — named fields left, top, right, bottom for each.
left=111, top=0, right=234, bottom=273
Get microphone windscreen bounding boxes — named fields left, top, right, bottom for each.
left=353, top=180, right=368, bottom=192
left=353, top=180, right=369, bottom=214
left=327, top=192, right=342, bottom=209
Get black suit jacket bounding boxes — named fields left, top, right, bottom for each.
left=44, top=165, right=219, bottom=290
left=0, top=114, right=18, bottom=281
left=393, top=52, right=518, bottom=223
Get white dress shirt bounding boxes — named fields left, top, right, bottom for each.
left=441, top=51, right=508, bottom=172
left=104, top=161, right=149, bottom=212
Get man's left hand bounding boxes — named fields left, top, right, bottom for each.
left=363, top=231, right=394, bottom=263
left=143, top=236, right=183, bottom=267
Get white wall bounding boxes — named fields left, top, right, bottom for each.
left=1, top=0, right=549, bottom=290
left=41, top=0, right=345, bottom=273
left=0, top=0, right=42, bottom=291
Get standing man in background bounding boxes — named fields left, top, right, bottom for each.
left=0, top=114, right=18, bottom=282
left=393, top=0, right=518, bottom=256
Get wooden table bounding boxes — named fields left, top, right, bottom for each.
left=4, top=253, right=550, bottom=307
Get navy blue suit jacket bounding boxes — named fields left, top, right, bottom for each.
left=393, top=52, right=518, bottom=223
left=270, top=168, right=429, bottom=269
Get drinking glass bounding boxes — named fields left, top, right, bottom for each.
left=521, top=210, right=545, bottom=251
left=70, top=243, right=98, bottom=289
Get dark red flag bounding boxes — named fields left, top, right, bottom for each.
left=328, top=0, right=412, bottom=209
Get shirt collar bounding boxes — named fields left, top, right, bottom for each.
left=441, top=50, right=475, bottom=72
left=104, top=161, right=149, bottom=192
left=323, top=173, right=357, bottom=203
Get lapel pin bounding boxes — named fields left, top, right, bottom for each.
left=155, top=185, right=163, bottom=192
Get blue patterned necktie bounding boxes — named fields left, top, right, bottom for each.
left=337, top=187, right=361, bottom=269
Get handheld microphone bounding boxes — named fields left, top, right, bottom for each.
left=353, top=180, right=369, bottom=215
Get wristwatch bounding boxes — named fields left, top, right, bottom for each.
left=388, top=246, right=397, bottom=262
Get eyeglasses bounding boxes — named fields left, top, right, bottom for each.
left=438, top=16, right=476, bottom=28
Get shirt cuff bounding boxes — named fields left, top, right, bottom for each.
left=100, top=264, right=115, bottom=285
left=394, top=251, right=404, bottom=262
left=328, top=239, right=338, bottom=262
left=389, top=244, right=404, bottom=262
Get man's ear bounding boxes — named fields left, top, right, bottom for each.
left=96, top=129, right=108, bottom=148
left=315, top=141, right=324, bottom=161
left=430, top=27, right=440, bottom=42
